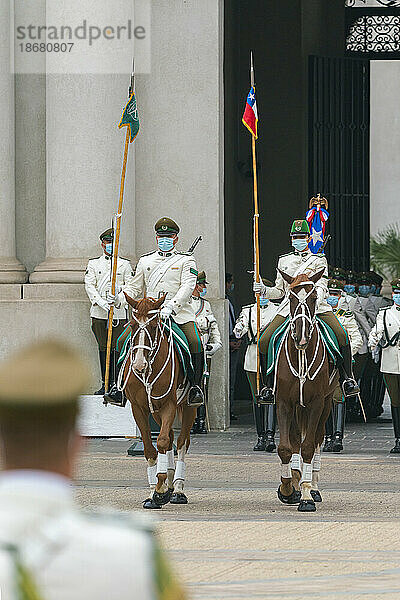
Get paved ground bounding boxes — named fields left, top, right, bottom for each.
left=75, top=408, right=400, bottom=600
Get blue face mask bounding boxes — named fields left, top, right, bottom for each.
left=370, top=284, right=377, bottom=294
left=158, top=237, right=174, bottom=252
left=358, top=285, right=370, bottom=297
left=344, top=284, right=355, bottom=294
left=327, top=295, right=339, bottom=307
left=230, top=283, right=235, bottom=292
left=200, top=289, right=207, bottom=298
left=260, top=298, right=269, bottom=307
left=393, top=294, right=400, bottom=306
left=292, top=238, right=309, bottom=252
left=105, top=243, right=113, bottom=255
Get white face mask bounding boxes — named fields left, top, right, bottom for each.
left=292, top=238, right=308, bottom=252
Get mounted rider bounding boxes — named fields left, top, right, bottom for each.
left=254, top=219, right=360, bottom=404
left=106, top=217, right=204, bottom=407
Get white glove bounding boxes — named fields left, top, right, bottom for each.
left=160, top=303, right=174, bottom=321
left=206, top=343, right=220, bottom=357
left=97, top=298, right=110, bottom=312
left=253, top=280, right=266, bottom=295
left=371, top=347, right=380, bottom=363
left=106, top=291, right=121, bottom=308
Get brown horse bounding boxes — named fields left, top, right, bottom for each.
left=120, top=294, right=197, bottom=509
left=274, top=270, right=339, bottom=512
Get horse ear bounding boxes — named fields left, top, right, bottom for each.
left=153, top=294, right=167, bottom=310
left=278, top=268, right=294, bottom=285
left=124, top=292, right=138, bottom=309
left=309, top=268, right=326, bottom=284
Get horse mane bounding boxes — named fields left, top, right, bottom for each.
left=134, top=297, right=159, bottom=318
left=289, top=273, right=312, bottom=289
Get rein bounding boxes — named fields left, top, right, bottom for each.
left=283, top=281, right=326, bottom=406
left=117, top=309, right=176, bottom=413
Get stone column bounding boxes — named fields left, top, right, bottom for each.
left=0, top=0, right=27, bottom=284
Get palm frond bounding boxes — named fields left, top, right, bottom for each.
left=371, top=223, right=400, bottom=279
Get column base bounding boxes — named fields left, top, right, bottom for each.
left=0, top=258, right=28, bottom=284
left=29, top=258, right=88, bottom=283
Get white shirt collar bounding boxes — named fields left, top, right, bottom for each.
left=0, top=470, right=73, bottom=501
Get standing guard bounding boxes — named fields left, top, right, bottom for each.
left=234, top=280, right=277, bottom=451
left=191, top=271, right=222, bottom=434
left=84, top=228, right=134, bottom=397
left=254, top=219, right=359, bottom=404
left=108, top=217, right=204, bottom=406
left=369, top=279, right=400, bottom=454
left=323, top=279, right=363, bottom=453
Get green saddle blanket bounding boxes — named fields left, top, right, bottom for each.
left=263, top=316, right=342, bottom=376
left=116, top=320, right=194, bottom=381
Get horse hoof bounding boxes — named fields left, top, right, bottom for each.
left=298, top=499, right=316, bottom=512
left=152, top=488, right=172, bottom=506
left=170, top=492, right=188, bottom=504
left=310, top=490, right=322, bottom=503
left=277, top=486, right=301, bottom=505
left=143, top=498, right=162, bottom=510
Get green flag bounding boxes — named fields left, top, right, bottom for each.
left=118, top=92, right=140, bottom=142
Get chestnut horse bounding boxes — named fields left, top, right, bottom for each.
left=274, top=270, right=339, bottom=512
left=120, top=294, right=197, bottom=509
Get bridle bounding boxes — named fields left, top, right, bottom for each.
left=117, top=309, right=176, bottom=413
left=283, top=280, right=326, bottom=406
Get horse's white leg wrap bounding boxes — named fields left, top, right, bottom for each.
left=281, top=463, right=291, bottom=479
left=173, top=447, right=186, bottom=493
left=167, top=449, right=175, bottom=488
left=301, top=462, right=313, bottom=483
left=147, top=459, right=157, bottom=493
left=291, top=453, right=302, bottom=471
left=312, top=449, right=321, bottom=490
left=157, top=452, right=168, bottom=475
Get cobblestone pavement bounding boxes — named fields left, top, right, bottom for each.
left=75, top=409, right=400, bottom=600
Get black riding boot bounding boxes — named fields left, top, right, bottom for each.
left=332, top=402, right=345, bottom=453
left=103, top=351, right=124, bottom=406
left=390, top=405, right=400, bottom=454
left=197, top=403, right=207, bottom=434
left=339, top=343, right=360, bottom=398
left=323, top=409, right=334, bottom=452
left=265, top=404, right=276, bottom=452
left=95, top=350, right=106, bottom=395
left=188, top=353, right=205, bottom=406
left=257, top=353, right=275, bottom=405
left=253, top=403, right=266, bottom=451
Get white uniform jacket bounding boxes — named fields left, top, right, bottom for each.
left=261, top=250, right=330, bottom=317
left=369, top=305, right=400, bottom=374
left=234, top=302, right=276, bottom=372
left=84, top=255, right=134, bottom=320
left=370, top=294, right=392, bottom=311
left=344, top=295, right=375, bottom=355
left=0, top=472, right=154, bottom=600
left=191, top=297, right=222, bottom=357
left=121, top=250, right=197, bottom=325
left=332, top=306, right=363, bottom=356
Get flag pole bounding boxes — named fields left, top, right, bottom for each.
left=250, top=52, right=261, bottom=395
left=104, top=61, right=135, bottom=400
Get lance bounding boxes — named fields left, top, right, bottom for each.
left=249, top=52, right=261, bottom=395
left=104, top=58, right=138, bottom=401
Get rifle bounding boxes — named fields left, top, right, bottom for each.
left=317, top=234, right=331, bottom=254
left=188, top=236, right=202, bottom=254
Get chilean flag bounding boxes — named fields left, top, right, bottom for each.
left=242, top=86, right=258, bottom=139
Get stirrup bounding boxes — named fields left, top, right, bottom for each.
left=103, top=385, right=125, bottom=407
left=187, top=385, right=204, bottom=407
left=341, top=378, right=360, bottom=398
left=257, top=386, right=275, bottom=406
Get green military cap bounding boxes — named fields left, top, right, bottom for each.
left=290, top=219, right=310, bottom=236
left=100, top=228, right=114, bottom=242
left=155, top=217, right=180, bottom=236
left=391, top=278, right=400, bottom=293
left=197, top=271, right=208, bottom=284
left=331, top=267, right=346, bottom=281
left=356, top=272, right=370, bottom=285
left=346, top=270, right=357, bottom=284
left=0, top=340, right=90, bottom=412
left=328, top=278, right=344, bottom=292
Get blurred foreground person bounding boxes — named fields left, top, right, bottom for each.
left=0, top=340, right=185, bottom=600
